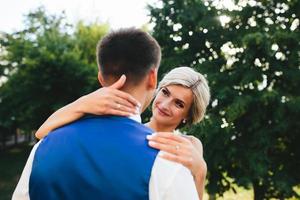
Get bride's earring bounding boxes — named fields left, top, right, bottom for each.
left=182, top=119, right=187, bottom=124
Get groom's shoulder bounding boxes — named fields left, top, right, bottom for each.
left=47, top=115, right=153, bottom=137
left=74, top=115, right=149, bottom=130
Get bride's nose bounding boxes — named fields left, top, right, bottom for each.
left=160, top=99, right=171, bottom=110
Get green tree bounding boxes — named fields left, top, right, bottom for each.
left=0, top=8, right=108, bottom=136
left=74, top=21, right=109, bottom=64
left=149, top=0, right=300, bottom=199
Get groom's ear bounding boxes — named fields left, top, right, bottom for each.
left=146, top=67, right=158, bottom=90
left=98, top=71, right=105, bottom=87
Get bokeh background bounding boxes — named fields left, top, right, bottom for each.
left=0, top=0, right=299, bottom=199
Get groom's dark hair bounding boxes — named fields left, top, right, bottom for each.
left=96, top=28, right=161, bottom=84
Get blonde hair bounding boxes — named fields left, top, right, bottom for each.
left=157, top=67, right=210, bottom=125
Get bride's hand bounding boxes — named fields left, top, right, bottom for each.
left=147, top=132, right=207, bottom=178
left=75, top=75, right=140, bottom=116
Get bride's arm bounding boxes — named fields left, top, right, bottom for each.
left=35, top=100, right=85, bottom=139
left=187, top=135, right=207, bottom=200
left=36, top=75, right=140, bottom=139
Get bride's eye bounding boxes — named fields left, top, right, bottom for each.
left=161, top=88, right=169, bottom=96
left=175, top=100, right=184, bottom=108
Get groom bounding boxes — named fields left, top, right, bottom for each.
left=13, top=28, right=198, bottom=199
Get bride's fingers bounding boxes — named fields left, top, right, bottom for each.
left=108, top=109, right=135, bottom=117
left=109, top=74, right=126, bottom=89
left=113, top=105, right=137, bottom=114
left=148, top=141, right=180, bottom=155
left=159, top=152, right=193, bottom=167
left=148, top=140, right=191, bottom=156
left=112, top=89, right=140, bottom=107
left=154, top=132, right=190, bottom=144
left=110, top=96, right=137, bottom=110
left=146, top=134, right=178, bottom=145
left=106, top=101, right=137, bottom=114
left=182, top=135, right=198, bottom=144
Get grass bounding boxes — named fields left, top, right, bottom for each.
left=0, top=143, right=32, bottom=200
left=203, top=187, right=253, bottom=200
left=202, top=183, right=300, bottom=200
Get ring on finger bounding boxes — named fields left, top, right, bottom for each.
left=116, top=103, right=121, bottom=109
left=175, top=145, right=180, bottom=150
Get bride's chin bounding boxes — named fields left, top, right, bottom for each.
left=154, top=116, right=170, bottom=125
left=153, top=111, right=165, bottom=119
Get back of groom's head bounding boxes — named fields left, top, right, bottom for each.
left=96, top=28, right=161, bottom=85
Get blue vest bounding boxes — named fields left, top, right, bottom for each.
left=29, top=116, right=158, bottom=200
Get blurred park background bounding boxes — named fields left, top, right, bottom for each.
left=0, top=0, right=299, bottom=199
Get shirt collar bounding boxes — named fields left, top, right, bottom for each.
left=128, top=114, right=142, bottom=123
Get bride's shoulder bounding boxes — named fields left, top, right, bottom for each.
left=173, top=129, right=187, bottom=136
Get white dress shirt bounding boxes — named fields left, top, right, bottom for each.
left=13, top=114, right=198, bottom=200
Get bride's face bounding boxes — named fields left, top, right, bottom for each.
left=152, top=84, right=193, bottom=128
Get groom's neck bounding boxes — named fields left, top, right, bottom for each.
left=102, top=77, right=153, bottom=114
left=121, top=85, right=151, bottom=114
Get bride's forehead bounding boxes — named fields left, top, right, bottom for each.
left=164, top=84, right=190, bottom=92
left=163, top=84, right=193, bottom=100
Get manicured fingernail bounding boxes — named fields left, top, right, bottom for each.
left=146, top=135, right=153, bottom=140
left=149, top=141, right=156, bottom=146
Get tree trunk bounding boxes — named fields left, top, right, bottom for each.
left=1, top=131, right=6, bottom=150
left=14, top=130, right=18, bottom=145
left=208, top=193, right=216, bottom=200
left=253, top=179, right=265, bottom=200
left=27, top=131, right=31, bottom=142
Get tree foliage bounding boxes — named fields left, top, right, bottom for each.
left=0, top=8, right=108, bottom=132
left=149, top=0, right=300, bottom=199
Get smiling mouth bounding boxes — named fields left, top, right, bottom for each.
left=157, top=106, right=170, bottom=116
